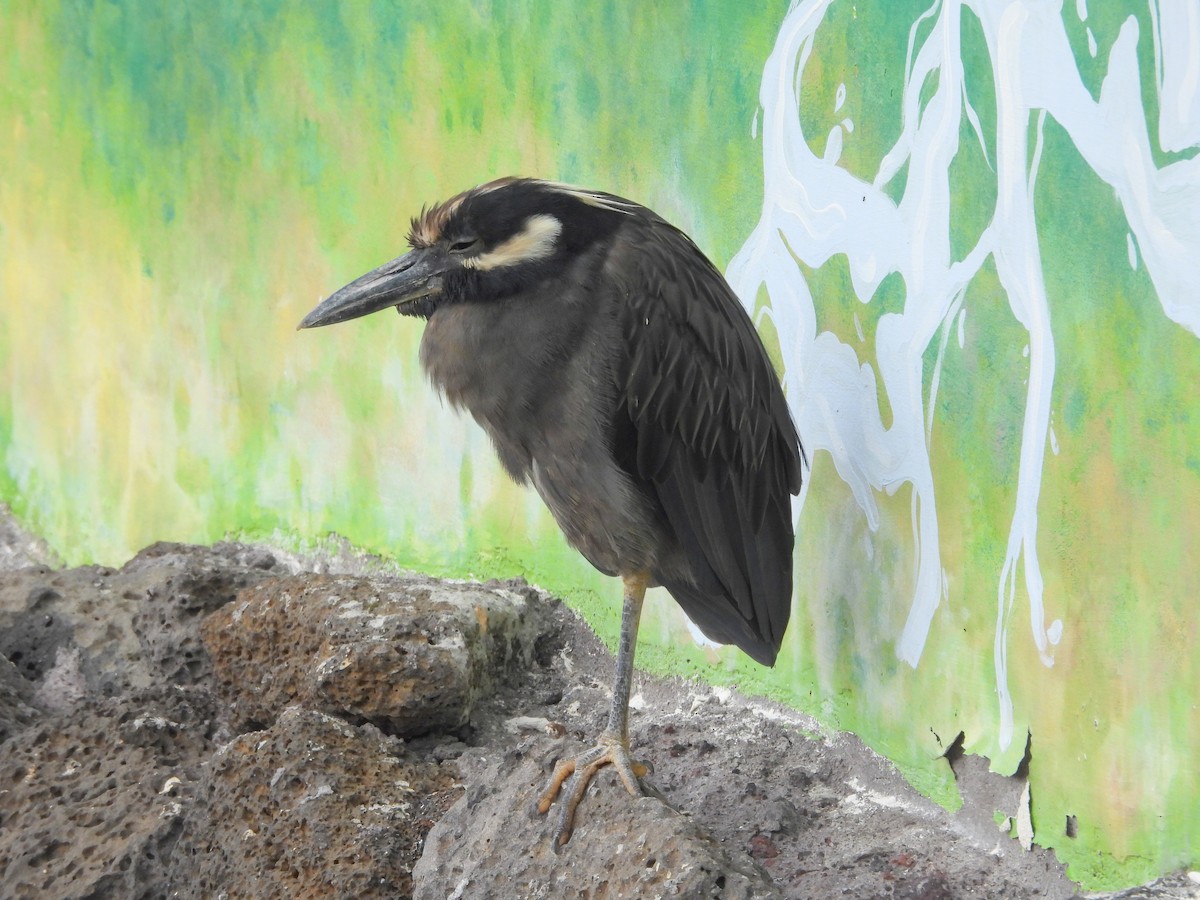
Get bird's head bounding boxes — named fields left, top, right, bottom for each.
left=298, top=177, right=632, bottom=329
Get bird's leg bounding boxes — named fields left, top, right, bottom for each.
left=536, top=571, right=650, bottom=848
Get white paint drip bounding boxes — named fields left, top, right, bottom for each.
left=734, top=0, right=1200, bottom=752
left=1150, top=0, right=1200, bottom=152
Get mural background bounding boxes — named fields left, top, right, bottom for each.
left=1, top=0, right=1195, bottom=888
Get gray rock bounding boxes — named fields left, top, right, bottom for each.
left=166, top=706, right=460, bottom=899
left=413, top=745, right=781, bottom=899
left=0, top=687, right=215, bottom=899
left=201, top=573, right=545, bottom=736
left=0, top=540, right=1191, bottom=899
left=0, top=564, right=151, bottom=697
left=0, top=652, right=38, bottom=743
left=124, top=541, right=284, bottom=685
left=0, top=542, right=284, bottom=702
left=1103, top=872, right=1200, bottom=898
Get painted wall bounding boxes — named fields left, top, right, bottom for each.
left=1, top=0, right=1195, bottom=889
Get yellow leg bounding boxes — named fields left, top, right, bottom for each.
left=536, top=572, right=650, bottom=848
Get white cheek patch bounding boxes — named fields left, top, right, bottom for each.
left=466, top=214, right=562, bottom=271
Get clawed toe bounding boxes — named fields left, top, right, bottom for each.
left=535, top=734, right=648, bottom=848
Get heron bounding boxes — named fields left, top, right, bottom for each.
left=299, top=177, right=804, bottom=846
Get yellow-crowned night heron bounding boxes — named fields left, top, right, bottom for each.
left=299, top=177, right=804, bottom=846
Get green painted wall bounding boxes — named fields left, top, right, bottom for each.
left=1, top=1, right=1195, bottom=889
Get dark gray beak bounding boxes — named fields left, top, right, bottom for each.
left=298, top=248, right=446, bottom=329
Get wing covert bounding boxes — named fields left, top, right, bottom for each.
left=607, top=215, right=803, bottom=662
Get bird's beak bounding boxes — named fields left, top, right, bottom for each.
left=298, top=248, right=446, bottom=329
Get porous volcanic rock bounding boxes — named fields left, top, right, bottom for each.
left=0, top=687, right=217, bottom=898
left=0, top=525, right=1192, bottom=899
left=202, top=573, right=544, bottom=736
left=413, top=743, right=782, bottom=899
left=0, top=652, right=38, bottom=743
left=166, top=706, right=461, bottom=899
left=125, top=541, right=283, bottom=685
left=0, top=542, right=285, bottom=699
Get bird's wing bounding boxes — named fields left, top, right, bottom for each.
left=608, top=216, right=803, bottom=664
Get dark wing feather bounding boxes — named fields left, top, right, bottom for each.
left=609, top=213, right=803, bottom=666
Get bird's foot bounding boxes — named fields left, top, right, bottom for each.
left=535, top=731, right=649, bottom=849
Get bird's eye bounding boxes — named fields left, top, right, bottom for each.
left=448, top=237, right=479, bottom=254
